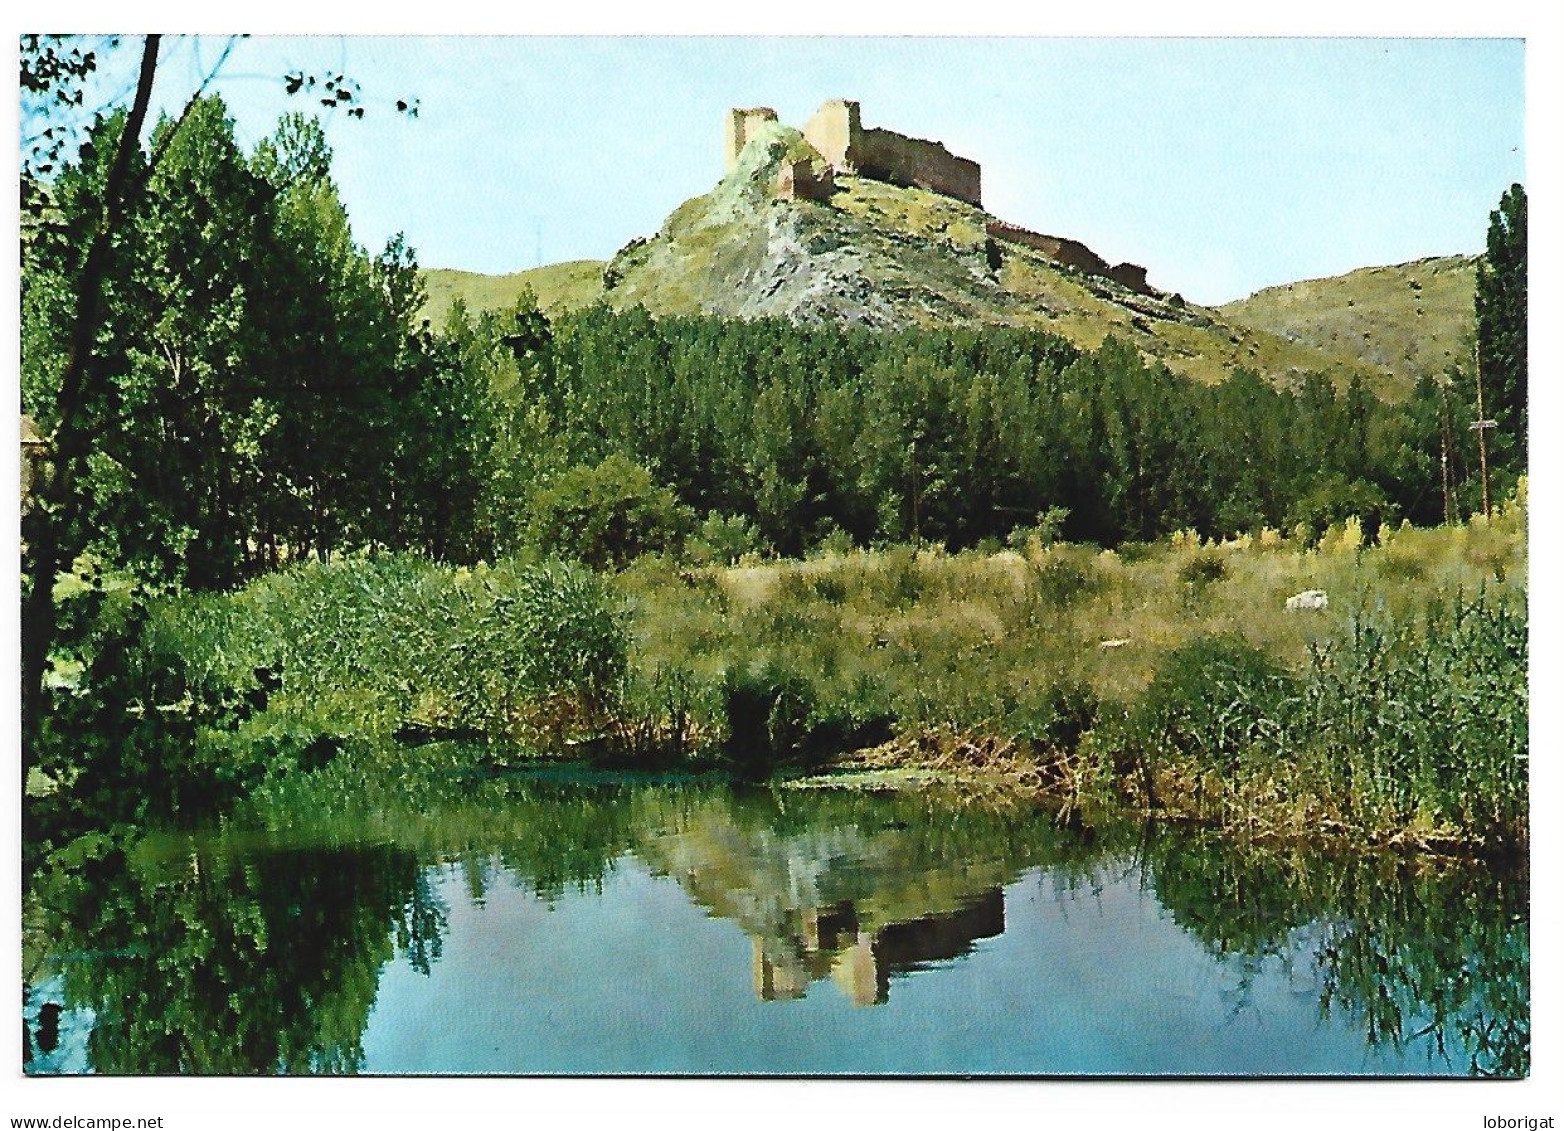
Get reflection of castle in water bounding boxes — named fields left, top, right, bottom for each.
left=636, top=797, right=1017, bottom=1006
left=753, top=889, right=1005, bottom=1006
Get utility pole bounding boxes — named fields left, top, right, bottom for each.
left=910, top=433, right=921, bottom=549
left=1470, top=356, right=1496, bottom=520
left=1439, top=379, right=1455, bottom=525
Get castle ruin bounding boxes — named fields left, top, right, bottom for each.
left=725, top=106, right=781, bottom=170
left=985, top=220, right=1151, bottom=295
left=801, top=99, right=981, bottom=207
left=723, top=100, right=1153, bottom=296
left=724, top=99, right=981, bottom=207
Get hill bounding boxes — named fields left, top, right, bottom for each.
left=422, top=122, right=1474, bottom=398
left=420, top=260, right=604, bottom=323
left=1218, top=255, right=1479, bottom=389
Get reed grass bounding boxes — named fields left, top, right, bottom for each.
left=618, top=485, right=1526, bottom=848
left=159, top=484, right=1526, bottom=850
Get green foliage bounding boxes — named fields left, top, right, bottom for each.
left=1030, top=549, right=1103, bottom=607
left=718, top=657, right=892, bottom=773
left=153, top=555, right=628, bottom=749
left=455, top=307, right=1467, bottom=558
left=687, top=511, right=763, bottom=567
left=20, top=102, right=1529, bottom=864
left=1299, top=591, right=1526, bottom=842
left=1177, top=550, right=1228, bottom=588
left=1287, top=475, right=1396, bottom=545
left=526, top=454, right=695, bottom=570
left=1008, top=682, right=1100, bottom=756
left=1475, top=184, right=1526, bottom=465
left=22, top=100, right=471, bottom=590
left=1005, top=505, right=1070, bottom=551
left=1126, top=635, right=1297, bottom=771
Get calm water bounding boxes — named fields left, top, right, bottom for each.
left=23, top=765, right=1529, bottom=1076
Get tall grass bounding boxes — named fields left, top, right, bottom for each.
left=617, top=490, right=1525, bottom=848
left=152, top=489, right=1525, bottom=849
left=149, top=554, right=628, bottom=757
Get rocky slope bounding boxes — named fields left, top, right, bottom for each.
left=425, top=122, right=1475, bottom=397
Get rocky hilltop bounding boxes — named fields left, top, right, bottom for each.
left=425, top=111, right=1477, bottom=397
left=597, top=119, right=1366, bottom=388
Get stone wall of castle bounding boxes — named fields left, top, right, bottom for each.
left=1106, top=261, right=1150, bottom=293
left=803, top=100, right=981, bottom=207
left=721, top=101, right=1149, bottom=292
left=800, top=99, right=860, bottom=173
left=725, top=107, right=779, bottom=171
left=986, top=220, right=1152, bottom=295
left=775, top=157, right=835, bottom=202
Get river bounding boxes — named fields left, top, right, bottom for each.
left=22, top=762, right=1529, bottom=1076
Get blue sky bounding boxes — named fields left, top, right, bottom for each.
left=123, top=36, right=1524, bottom=306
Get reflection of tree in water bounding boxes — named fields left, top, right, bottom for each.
left=1146, top=830, right=1529, bottom=1078
left=249, top=760, right=655, bottom=905
left=29, top=839, right=444, bottom=1073
left=25, top=762, right=1529, bottom=1075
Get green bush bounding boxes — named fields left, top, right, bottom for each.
left=808, top=527, right=857, bottom=559
left=686, top=510, right=763, bottom=566
left=1005, top=505, right=1070, bottom=551
left=1008, top=682, right=1100, bottom=755
left=719, top=656, right=892, bottom=773
left=1177, top=551, right=1228, bottom=588
left=526, top=454, right=694, bottom=570
left=1287, top=475, right=1396, bottom=546
left=1131, top=635, right=1297, bottom=771
left=1031, top=551, right=1102, bottom=607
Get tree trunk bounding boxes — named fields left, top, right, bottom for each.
left=21, top=36, right=162, bottom=770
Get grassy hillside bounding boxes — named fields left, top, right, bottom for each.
left=1219, top=255, right=1479, bottom=390
left=590, top=123, right=1397, bottom=391
left=422, top=129, right=1473, bottom=400
left=420, top=260, right=604, bottom=323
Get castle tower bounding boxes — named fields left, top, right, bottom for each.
left=802, top=99, right=863, bottom=173
left=724, top=107, right=779, bottom=170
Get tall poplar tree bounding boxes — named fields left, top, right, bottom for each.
left=1475, top=184, right=1527, bottom=467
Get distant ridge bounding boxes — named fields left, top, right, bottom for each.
left=1218, top=255, right=1479, bottom=389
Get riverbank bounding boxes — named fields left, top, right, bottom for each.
left=67, top=490, right=1524, bottom=858
left=618, top=493, right=1526, bottom=855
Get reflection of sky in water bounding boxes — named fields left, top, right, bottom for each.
left=359, top=857, right=1448, bottom=1075
left=23, top=974, right=95, bottom=1075
left=25, top=780, right=1523, bottom=1077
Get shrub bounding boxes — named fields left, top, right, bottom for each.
left=718, top=655, right=892, bottom=773
left=1005, top=505, right=1070, bottom=552
left=1131, top=635, right=1296, bottom=771
left=686, top=511, right=763, bottom=567
left=808, top=527, right=857, bottom=559
left=1009, top=682, right=1100, bottom=755
left=1287, top=475, right=1396, bottom=546
left=1178, top=551, right=1228, bottom=588
left=526, top=454, right=695, bottom=570
left=1031, top=550, right=1102, bottom=607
